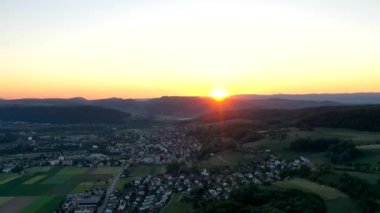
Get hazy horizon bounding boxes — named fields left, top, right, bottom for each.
left=2, top=91, right=380, bottom=101
left=1, top=0, right=380, bottom=99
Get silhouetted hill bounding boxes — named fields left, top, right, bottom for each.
left=197, top=105, right=380, bottom=131
left=0, top=95, right=349, bottom=117
left=0, top=106, right=130, bottom=124
left=233, top=93, right=380, bottom=104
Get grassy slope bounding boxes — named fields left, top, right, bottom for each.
left=273, top=178, right=359, bottom=213
left=161, top=194, right=194, bottom=213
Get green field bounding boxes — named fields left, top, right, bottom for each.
left=198, top=150, right=261, bottom=168
left=116, top=177, right=133, bottom=190
left=162, top=194, right=194, bottom=213
left=23, top=175, right=46, bottom=184
left=325, top=198, right=360, bottom=213
left=0, top=174, right=20, bottom=184
left=20, top=196, right=65, bottom=213
left=58, top=167, right=88, bottom=175
left=336, top=171, right=379, bottom=185
left=273, top=178, right=360, bottom=213
left=357, top=144, right=380, bottom=150
left=0, top=166, right=122, bottom=212
left=41, top=174, right=73, bottom=184
left=274, top=178, right=347, bottom=200
left=92, top=167, right=122, bottom=175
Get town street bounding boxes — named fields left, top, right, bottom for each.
left=97, top=162, right=128, bottom=213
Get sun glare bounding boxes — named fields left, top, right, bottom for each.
left=211, top=88, right=229, bottom=101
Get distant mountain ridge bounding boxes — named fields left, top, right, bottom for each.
left=0, top=96, right=342, bottom=117
left=1, top=93, right=379, bottom=124
left=232, top=93, right=380, bottom=104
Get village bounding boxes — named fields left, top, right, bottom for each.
left=99, top=155, right=311, bottom=212
left=0, top=124, right=313, bottom=213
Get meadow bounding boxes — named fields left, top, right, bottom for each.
left=274, top=178, right=359, bottom=213
left=161, top=193, right=194, bottom=213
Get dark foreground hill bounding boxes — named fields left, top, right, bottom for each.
left=0, top=106, right=130, bottom=124
left=197, top=105, right=380, bottom=131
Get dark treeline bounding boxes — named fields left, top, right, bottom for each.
left=299, top=105, right=380, bottom=131
left=290, top=138, right=361, bottom=163
left=190, top=185, right=326, bottom=213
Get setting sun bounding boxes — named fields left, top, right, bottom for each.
left=210, top=88, right=229, bottom=101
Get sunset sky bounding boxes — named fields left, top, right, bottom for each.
left=1, top=0, right=380, bottom=99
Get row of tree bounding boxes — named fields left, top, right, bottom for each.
left=290, top=138, right=361, bottom=163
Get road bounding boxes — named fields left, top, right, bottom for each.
left=97, top=162, right=128, bottom=213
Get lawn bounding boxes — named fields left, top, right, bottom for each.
left=162, top=194, right=194, bottom=213
left=273, top=178, right=347, bottom=200
left=92, top=167, right=122, bottom=175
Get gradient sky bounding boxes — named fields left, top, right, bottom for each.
left=1, top=0, right=380, bottom=99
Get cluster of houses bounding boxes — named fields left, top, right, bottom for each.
left=107, top=155, right=311, bottom=212
left=0, top=151, right=123, bottom=174
left=58, top=190, right=105, bottom=213
left=106, top=127, right=202, bottom=164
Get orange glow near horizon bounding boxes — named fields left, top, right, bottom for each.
left=210, top=88, right=229, bottom=102
left=1, top=1, right=380, bottom=99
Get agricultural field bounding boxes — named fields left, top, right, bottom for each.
left=92, top=167, right=122, bottom=175
left=242, top=128, right=380, bottom=164
left=0, top=166, right=122, bottom=212
left=273, top=178, right=347, bottom=200
left=25, top=167, right=52, bottom=173
left=198, top=150, right=261, bottom=168
left=273, top=178, right=359, bottom=213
